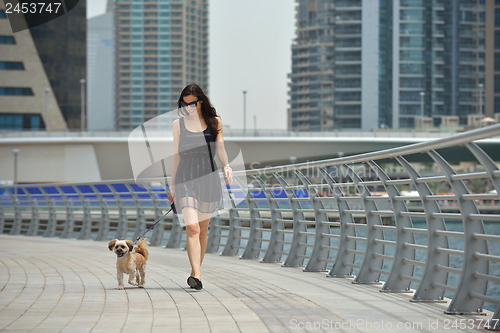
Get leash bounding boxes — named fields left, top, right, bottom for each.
left=135, top=202, right=176, bottom=243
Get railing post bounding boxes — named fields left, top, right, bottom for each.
left=368, top=161, right=415, bottom=292
left=397, top=156, right=449, bottom=303
left=8, top=186, right=22, bottom=235
left=206, top=215, right=222, bottom=253
left=429, top=150, right=488, bottom=315
left=0, top=200, right=4, bottom=233
left=42, top=186, right=58, bottom=238
left=318, top=168, right=356, bottom=277
left=273, top=173, right=307, bottom=267
left=343, top=165, right=384, bottom=284
left=93, top=184, right=110, bottom=241
left=221, top=184, right=242, bottom=256
left=60, top=186, right=75, bottom=239
left=26, top=188, right=40, bottom=236
left=240, top=177, right=263, bottom=260
left=257, top=174, right=285, bottom=263
left=114, top=185, right=129, bottom=239
left=295, top=170, right=330, bottom=271
left=466, top=142, right=500, bottom=195
left=165, top=213, right=183, bottom=248
left=77, top=186, right=93, bottom=240
left=126, top=184, right=146, bottom=241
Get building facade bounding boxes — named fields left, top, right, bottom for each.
left=485, top=0, right=500, bottom=120
left=0, top=0, right=86, bottom=131
left=289, top=0, right=485, bottom=131
left=114, top=0, right=209, bottom=130
left=88, top=10, right=115, bottom=131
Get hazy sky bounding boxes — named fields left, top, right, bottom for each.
left=87, top=0, right=296, bottom=130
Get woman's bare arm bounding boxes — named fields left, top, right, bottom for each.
left=169, top=119, right=180, bottom=202
left=214, top=117, right=233, bottom=184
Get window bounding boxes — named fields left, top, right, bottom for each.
left=495, top=53, right=500, bottom=72
left=0, top=10, right=6, bottom=18
left=0, top=61, right=25, bottom=70
left=0, top=35, right=15, bottom=44
left=496, top=31, right=500, bottom=49
left=0, top=87, right=34, bottom=96
left=495, top=75, right=500, bottom=93
left=0, top=113, right=43, bottom=130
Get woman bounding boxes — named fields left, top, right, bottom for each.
left=168, top=84, right=233, bottom=290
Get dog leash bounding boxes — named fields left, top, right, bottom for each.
left=135, top=202, right=176, bottom=243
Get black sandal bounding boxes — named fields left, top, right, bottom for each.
left=187, top=276, right=203, bottom=290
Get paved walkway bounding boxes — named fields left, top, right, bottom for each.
left=0, top=235, right=493, bottom=333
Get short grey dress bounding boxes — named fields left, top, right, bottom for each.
left=173, top=117, right=224, bottom=215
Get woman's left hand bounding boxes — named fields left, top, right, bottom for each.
left=224, top=166, right=233, bottom=184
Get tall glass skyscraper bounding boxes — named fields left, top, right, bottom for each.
left=114, top=0, right=208, bottom=130
left=289, top=0, right=485, bottom=131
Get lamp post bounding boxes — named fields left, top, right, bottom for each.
left=242, top=90, right=247, bottom=134
left=478, top=83, right=484, bottom=116
left=12, top=149, right=19, bottom=187
left=80, top=78, right=86, bottom=132
left=44, top=88, right=50, bottom=131
left=420, top=91, right=425, bottom=118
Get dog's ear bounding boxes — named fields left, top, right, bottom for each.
left=108, top=239, right=118, bottom=251
left=125, top=240, right=134, bottom=252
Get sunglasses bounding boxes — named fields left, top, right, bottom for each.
left=180, top=100, right=199, bottom=108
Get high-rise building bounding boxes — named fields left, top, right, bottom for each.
left=114, top=0, right=209, bottom=130
left=87, top=4, right=114, bottom=131
left=288, top=0, right=335, bottom=131
left=485, top=0, right=500, bottom=120
left=289, top=0, right=485, bottom=131
left=0, top=1, right=86, bottom=131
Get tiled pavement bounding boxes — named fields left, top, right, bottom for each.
left=0, top=235, right=492, bottom=332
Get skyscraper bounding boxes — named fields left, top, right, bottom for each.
left=87, top=3, right=114, bottom=131
left=0, top=0, right=86, bottom=131
left=114, top=0, right=209, bottom=130
left=289, top=0, right=485, bottom=131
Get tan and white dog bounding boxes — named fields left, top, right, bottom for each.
left=108, top=238, right=150, bottom=290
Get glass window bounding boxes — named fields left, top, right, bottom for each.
left=495, top=75, right=500, bottom=93
left=0, top=87, right=34, bottom=96
left=0, top=10, right=6, bottom=18
left=0, top=61, right=25, bottom=70
left=495, top=53, right=500, bottom=72
left=400, top=50, right=423, bottom=61
left=0, top=35, right=15, bottom=44
left=495, top=97, right=500, bottom=113
left=400, top=23, right=424, bottom=35
left=496, top=31, right=500, bottom=49
left=496, top=9, right=500, bottom=27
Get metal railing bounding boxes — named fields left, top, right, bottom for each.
left=1, top=124, right=500, bottom=329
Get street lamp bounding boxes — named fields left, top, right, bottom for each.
left=242, top=90, right=247, bottom=134
left=420, top=91, right=425, bottom=118
left=80, top=78, right=86, bottom=132
left=44, top=88, right=50, bottom=131
left=478, top=83, right=484, bottom=116
left=12, top=149, right=19, bottom=186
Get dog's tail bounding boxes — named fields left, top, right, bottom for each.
left=135, top=238, right=150, bottom=260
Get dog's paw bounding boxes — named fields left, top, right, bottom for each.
left=118, top=285, right=124, bottom=290
left=128, top=281, right=137, bottom=286
left=138, top=284, right=144, bottom=288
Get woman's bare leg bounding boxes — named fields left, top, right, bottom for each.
left=184, top=207, right=202, bottom=279
left=198, top=214, right=211, bottom=267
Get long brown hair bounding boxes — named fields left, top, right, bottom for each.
left=177, top=84, right=220, bottom=136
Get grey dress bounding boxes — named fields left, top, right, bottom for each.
left=173, top=117, right=224, bottom=215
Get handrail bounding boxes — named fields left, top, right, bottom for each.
left=1, top=124, right=500, bottom=329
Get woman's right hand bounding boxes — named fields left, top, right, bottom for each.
left=168, top=187, right=174, bottom=204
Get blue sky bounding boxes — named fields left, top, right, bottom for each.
left=87, top=0, right=296, bottom=130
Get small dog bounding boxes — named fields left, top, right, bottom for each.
left=108, top=238, right=150, bottom=290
